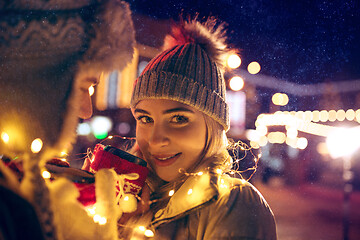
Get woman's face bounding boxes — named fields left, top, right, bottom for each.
left=133, top=99, right=207, bottom=182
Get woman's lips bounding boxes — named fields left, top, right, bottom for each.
left=152, top=153, right=181, bottom=167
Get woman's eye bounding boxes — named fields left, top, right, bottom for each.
left=137, top=116, right=153, bottom=124
left=171, top=115, right=189, bottom=124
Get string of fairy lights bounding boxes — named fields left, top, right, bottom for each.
left=247, top=108, right=360, bottom=151
left=0, top=130, right=259, bottom=239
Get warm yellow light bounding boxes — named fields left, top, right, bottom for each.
left=258, top=136, right=268, bottom=146
left=268, top=132, right=286, bottom=144
left=1, top=132, right=9, bottom=143
left=286, top=127, right=298, bottom=139
left=248, top=61, right=261, bottom=74
left=229, top=76, right=244, bottom=91
left=286, top=137, right=297, bottom=148
left=123, top=196, right=129, bottom=201
left=328, top=110, right=336, bottom=122
left=93, top=214, right=106, bottom=225
left=144, top=229, right=154, bottom=237
left=250, top=141, right=260, bottom=149
left=187, top=189, right=193, bottom=195
left=317, top=142, right=329, bottom=155
left=256, top=125, right=268, bottom=136
left=356, top=109, right=360, bottom=123
left=98, top=217, right=107, bottom=225
left=60, top=151, right=68, bottom=157
left=42, top=170, right=51, bottom=179
left=227, top=54, right=241, bottom=69
left=88, top=85, right=95, bottom=96
left=168, top=190, right=175, bottom=196
left=86, top=206, right=96, bottom=215
left=296, top=137, right=308, bottom=150
left=138, top=226, right=146, bottom=232
left=31, top=138, right=43, bottom=153
left=304, top=111, right=313, bottom=121
left=326, top=127, right=360, bottom=158
left=319, top=110, right=329, bottom=122
left=295, top=111, right=304, bottom=120
left=336, top=109, right=346, bottom=121
left=312, top=110, right=320, bottom=122
left=93, top=214, right=101, bottom=223
left=197, top=171, right=203, bottom=176
left=272, top=93, right=289, bottom=106
left=216, top=169, right=222, bottom=174
left=345, top=109, right=355, bottom=121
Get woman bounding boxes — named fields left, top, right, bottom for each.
left=124, top=18, right=277, bottom=239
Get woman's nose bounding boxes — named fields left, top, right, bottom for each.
left=148, top=123, right=170, bottom=147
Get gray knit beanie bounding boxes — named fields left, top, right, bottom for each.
left=131, top=18, right=230, bottom=131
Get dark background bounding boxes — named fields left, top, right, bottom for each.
left=126, top=0, right=360, bottom=85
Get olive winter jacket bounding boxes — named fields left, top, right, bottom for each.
left=145, top=173, right=277, bottom=240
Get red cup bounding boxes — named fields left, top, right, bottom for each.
left=89, top=144, right=149, bottom=195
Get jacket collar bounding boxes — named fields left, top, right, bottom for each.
left=151, top=172, right=218, bottom=227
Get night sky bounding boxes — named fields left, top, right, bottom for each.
left=126, top=0, right=360, bottom=85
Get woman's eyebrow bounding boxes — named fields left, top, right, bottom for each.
left=134, top=109, right=150, bottom=114
left=163, top=107, right=195, bottom=114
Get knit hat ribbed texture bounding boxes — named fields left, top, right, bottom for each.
left=131, top=22, right=229, bottom=131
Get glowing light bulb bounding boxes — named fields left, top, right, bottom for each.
left=345, top=109, right=355, bottom=121
left=1, top=132, right=9, bottom=143
left=216, top=169, right=222, bottom=174
left=272, top=93, right=288, bottom=106
left=93, top=214, right=101, bottom=223
left=197, top=171, right=203, bottom=176
left=296, top=137, right=308, bottom=150
left=31, top=138, right=43, bottom=153
left=144, top=229, right=154, bottom=237
left=86, top=206, right=96, bottom=215
left=187, top=189, right=193, bottom=195
left=98, top=217, right=107, bottom=225
left=42, top=171, right=51, bottom=179
left=168, top=190, right=175, bottom=196
left=229, top=76, right=244, bottom=91
left=123, top=196, right=129, bottom=201
left=227, top=54, right=241, bottom=69
left=248, top=61, right=261, bottom=74
left=138, top=226, right=146, bottom=232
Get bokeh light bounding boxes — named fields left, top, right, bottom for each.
left=91, top=116, right=113, bottom=139
left=272, top=93, right=289, bottom=106
left=1, top=132, right=9, bottom=144
left=227, top=54, right=241, bottom=69
left=229, top=76, right=244, bottom=91
left=247, top=61, right=261, bottom=74
left=31, top=138, right=43, bottom=153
